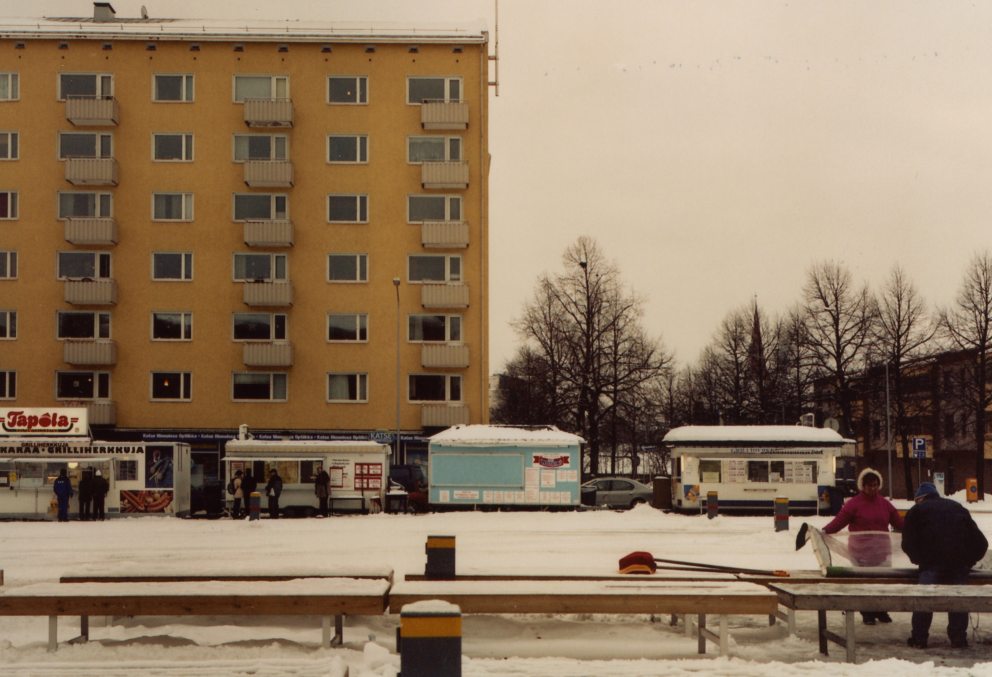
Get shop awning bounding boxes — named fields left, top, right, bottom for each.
left=8, top=456, right=113, bottom=463
left=224, top=456, right=325, bottom=463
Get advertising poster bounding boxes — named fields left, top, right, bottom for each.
left=146, top=446, right=174, bottom=488
left=120, top=490, right=174, bottom=513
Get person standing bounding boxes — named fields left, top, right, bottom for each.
left=265, top=468, right=283, bottom=519
left=314, top=467, right=331, bottom=517
left=52, top=468, right=73, bottom=522
left=91, top=469, right=109, bottom=521
left=902, top=481, right=989, bottom=649
left=78, top=469, right=93, bottom=521
left=822, top=467, right=904, bottom=624
left=242, top=468, right=258, bottom=517
left=230, top=469, right=244, bottom=519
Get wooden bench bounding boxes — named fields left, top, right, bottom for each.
left=390, top=579, right=779, bottom=656
left=0, top=577, right=391, bottom=651
left=60, top=564, right=394, bottom=584
left=769, top=582, right=992, bottom=662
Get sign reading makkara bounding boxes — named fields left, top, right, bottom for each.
left=0, top=408, right=88, bottom=436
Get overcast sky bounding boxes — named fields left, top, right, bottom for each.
left=13, top=1, right=992, bottom=372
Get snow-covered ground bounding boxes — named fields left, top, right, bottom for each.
left=1, top=493, right=991, bottom=676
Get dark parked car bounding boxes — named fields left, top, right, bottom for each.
left=581, top=477, right=654, bottom=509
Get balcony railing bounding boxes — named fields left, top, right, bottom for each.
left=244, top=220, right=294, bottom=247
left=421, top=162, right=469, bottom=189
left=243, top=281, right=293, bottom=307
left=65, top=218, right=118, bottom=246
left=244, top=160, right=294, bottom=187
left=421, top=221, right=469, bottom=249
left=64, top=279, right=118, bottom=306
left=421, top=101, right=468, bottom=130
left=421, top=403, right=470, bottom=428
left=243, top=98, right=294, bottom=127
left=63, top=339, right=117, bottom=366
left=421, top=283, right=469, bottom=309
left=65, top=97, right=119, bottom=126
left=243, top=341, right=294, bottom=367
left=421, top=343, right=469, bottom=369
left=65, top=158, right=119, bottom=186
left=87, top=400, right=116, bottom=426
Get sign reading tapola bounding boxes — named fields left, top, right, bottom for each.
left=0, top=408, right=89, bottom=437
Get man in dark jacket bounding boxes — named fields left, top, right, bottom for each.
left=264, top=469, right=283, bottom=519
left=902, top=481, right=989, bottom=649
left=91, top=469, right=110, bottom=521
left=52, top=468, right=73, bottom=522
left=241, top=469, right=258, bottom=516
left=78, top=469, right=93, bottom=521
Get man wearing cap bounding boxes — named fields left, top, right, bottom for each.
left=902, top=481, right=988, bottom=649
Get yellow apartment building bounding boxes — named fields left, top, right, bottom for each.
left=0, top=3, right=490, bottom=497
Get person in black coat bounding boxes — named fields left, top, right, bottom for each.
left=314, top=468, right=331, bottom=517
left=78, top=470, right=93, bottom=521
left=902, top=482, right=989, bottom=649
left=52, top=468, right=73, bottom=522
left=241, top=469, right=258, bottom=515
left=265, top=469, right=283, bottom=519
left=91, top=469, right=110, bottom=521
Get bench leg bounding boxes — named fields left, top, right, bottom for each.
left=80, top=615, right=89, bottom=642
left=48, top=615, right=57, bottom=652
left=322, top=616, right=331, bottom=648
left=718, top=615, right=728, bottom=656
left=333, top=614, right=343, bottom=646
left=845, top=610, right=856, bottom=663
left=697, top=614, right=706, bottom=654
left=818, top=610, right=828, bottom=655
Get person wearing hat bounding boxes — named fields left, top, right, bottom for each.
left=822, top=467, right=904, bottom=624
left=264, top=468, right=283, bottom=519
left=91, top=469, right=110, bottom=521
left=902, top=481, right=988, bottom=649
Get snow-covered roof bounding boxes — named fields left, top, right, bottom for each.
left=0, top=15, right=487, bottom=43
left=663, top=425, right=848, bottom=446
left=430, top=424, right=584, bottom=447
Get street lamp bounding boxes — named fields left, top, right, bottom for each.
left=393, top=277, right=402, bottom=465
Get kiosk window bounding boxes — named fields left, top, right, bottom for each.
left=116, top=459, right=137, bottom=481
left=300, top=461, right=320, bottom=482
left=747, top=460, right=769, bottom=482
left=699, top=460, right=721, bottom=483
left=769, top=461, right=785, bottom=482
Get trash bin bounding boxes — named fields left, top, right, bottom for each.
left=580, top=485, right=597, bottom=506
left=652, top=477, right=672, bottom=509
left=966, top=478, right=979, bottom=503
left=386, top=491, right=408, bottom=514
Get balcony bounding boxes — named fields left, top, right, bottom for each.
left=243, top=99, right=293, bottom=128
left=421, top=221, right=469, bottom=249
left=421, top=162, right=469, bottom=189
left=421, top=283, right=469, bottom=309
left=65, top=158, right=119, bottom=186
left=243, top=341, right=294, bottom=367
left=421, top=403, right=470, bottom=428
left=65, top=97, right=119, bottom=126
left=421, top=343, right=469, bottom=369
left=421, top=101, right=469, bottom=130
left=65, top=218, right=118, bottom=246
left=244, top=220, right=294, bottom=247
left=64, top=279, right=118, bottom=306
left=63, top=340, right=117, bottom=366
left=243, top=281, right=293, bottom=307
left=87, top=400, right=116, bottom=426
left=244, top=160, right=294, bottom=188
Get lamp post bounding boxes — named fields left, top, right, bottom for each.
left=393, top=277, right=402, bottom=465
left=885, top=362, right=892, bottom=499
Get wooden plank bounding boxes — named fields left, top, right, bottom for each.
left=770, top=583, right=992, bottom=613
left=62, top=573, right=392, bottom=584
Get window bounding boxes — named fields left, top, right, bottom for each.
left=408, top=254, right=461, bottom=282
left=0, top=371, right=14, bottom=399
left=409, top=374, right=462, bottom=402
left=153, top=74, right=194, bottom=102
left=151, top=372, right=192, bottom=400
left=0, top=73, right=18, bottom=101
left=152, top=193, right=193, bottom=221
left=0, top=310, right=15, bottom=339
left=232, top=372, right=287, bottom=401
left=152, top=252, right=192, bottom=281
left=58, top=191, right=111, bottom=219
left=233, top=75, right=288, bottom=102
left=59, top=73, right=112, bottom=100
left=233, top=253, right=287, bottom=281
left=327, top=195, right=368, bottom=223
left=328, top=76, right=367, bottom=104
left=153, top=133, right=193, bottom=161
left=0, top=191, right=16, bottom=219
left=233, top=134, right=287, bottom=161
left=327, top=254, right=368, bottom=282
left=409, top=314, right=461, bottom=342
left=56, top=371, right=110, bottom=400
left=408, top=136, right=461, bottom=163
left=58, top=132, right=111, bottom=159
left=327, top=135, right=368, bottom=163
left=328, top=313, right=368, bottom=342
left=327, top=373, right=368, bottom=402
left=152, top=311, right=192, bottom=340
left=0, top=132, right=18, bottom=160
left=233, top=313, right=286, bottom=340
left=233, top=194, right=287, bottom=221
left=407, top=195, right=461, bottom=222
left=57, top=311, right=110, bottom=339
left=0, top=251, right=15, bottom=279
left=407, top=76, right=461, bottom=104
left=58, top=251, right=110, bottom=279
left=115, top=459, right=137, bottom=481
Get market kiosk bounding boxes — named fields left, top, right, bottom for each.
left=0, top=407, right=191, bottom=519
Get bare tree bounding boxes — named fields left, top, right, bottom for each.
left=803, top=262, right=878, bottom=437
left=779, top=307, right=817, bottom=424
left=939, top=251, right=992, bottom=499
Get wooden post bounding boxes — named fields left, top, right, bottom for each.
left=774, top=497, right=789, bottom=531
left=248, top=491, right=261, bottom=521
left=400, top=601, right=461, bottom=677
left=706, top=491, right=718, bottom=519
left=425, top=535, right=456, bottom=579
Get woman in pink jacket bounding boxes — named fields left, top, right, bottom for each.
left=823, top=467, right=904, bottom=624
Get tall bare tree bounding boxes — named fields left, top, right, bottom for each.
left=939, top=251, right=992, bottom=499
left=803, top=262, right=878, bottom=437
